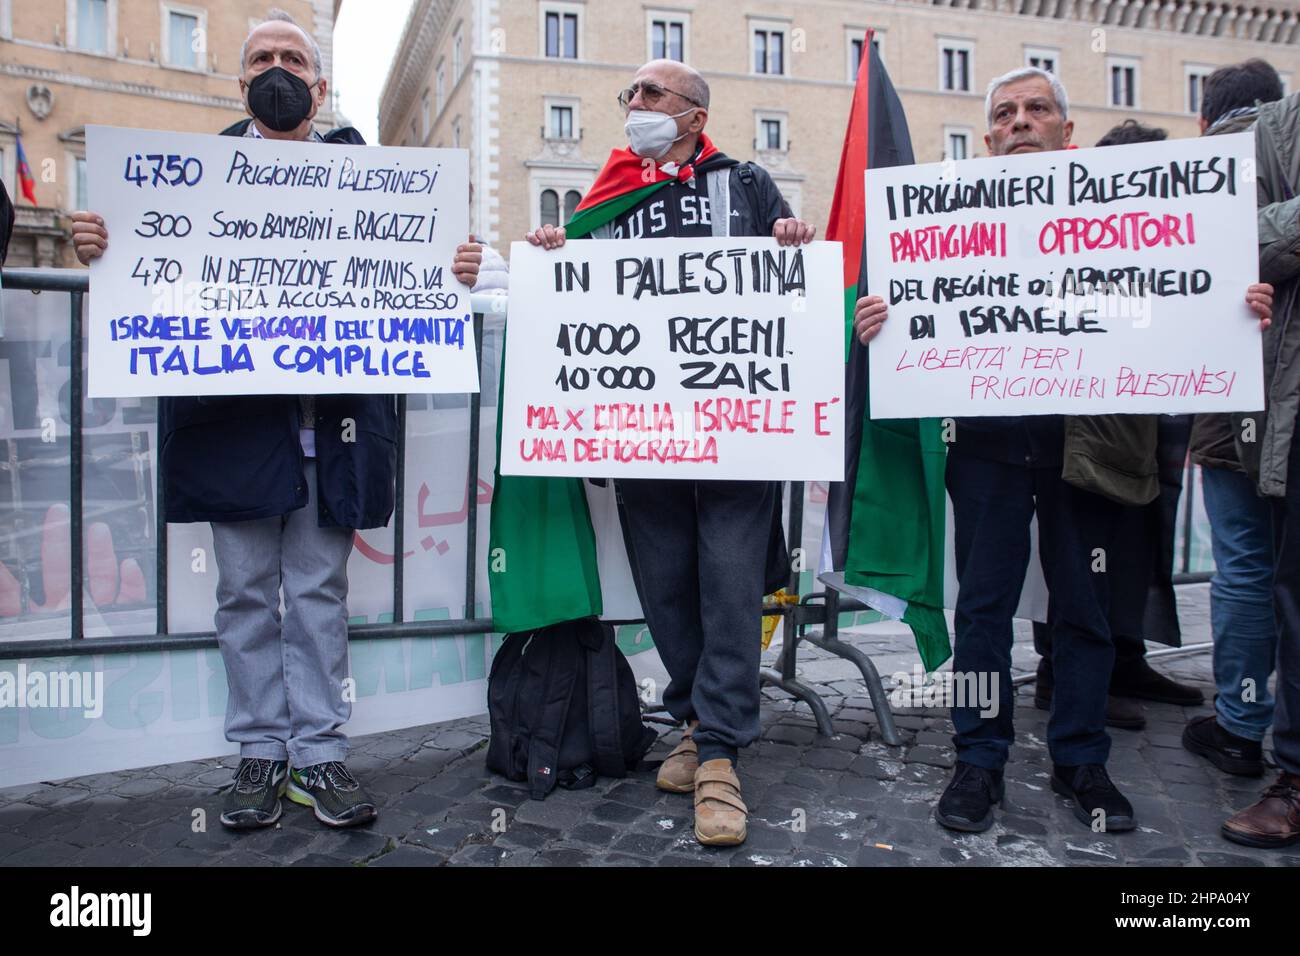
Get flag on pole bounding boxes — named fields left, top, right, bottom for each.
left=823, top=31, right=951, bottom=672
left=15, top=134, right=37, bottom=206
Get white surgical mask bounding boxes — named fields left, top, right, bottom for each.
left=624, top=108, right=694, bottom=160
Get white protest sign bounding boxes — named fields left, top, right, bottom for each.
left=499, top=238, right=845, bottom=481
left=866, top=132, right=1263, bottom=418
left=85, top=125, right=476, bottom=397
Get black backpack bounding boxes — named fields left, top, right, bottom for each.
left=486, top=617, right=657, bottom=800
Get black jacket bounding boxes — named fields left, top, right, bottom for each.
left=159, top=121, right=398, bottom=529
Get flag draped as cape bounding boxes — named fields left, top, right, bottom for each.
left=487, top=136, right=731, bottom=633
left=825, top=32, right=951, bottom=672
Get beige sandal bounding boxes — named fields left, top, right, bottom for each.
left=655, top=724, right=698, bottom=793
left=693, top=759, right=747, bottom=846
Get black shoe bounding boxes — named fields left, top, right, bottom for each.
left=1035, top=679, right=1145, bottom=731
left=1110, top=660, right=1204, bottom=706
left=220, top=758, right=288, bottom=830
left=936, top=761, right=1004, bottom=833
left=1051, top=763, right=1136, bottom=832
left=1105, top=695, right=1146, bottom=731
left=287, top=761, right=378, bottom=828
left=1182, top=715, right=1264, bottom=777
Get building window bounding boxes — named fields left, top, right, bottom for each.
left=543, top=7, right=579, bottom=59
left=753, top=26, right=785, bottom=75
left=944, top=126, right=972, bottom=161
left=1025, top=46, right=1057, bottom=74
left=409, top=119, right=417, bottom=144
left=549, top=105, right=573, bottom=139
left=1108, top=57, right=1139, bottom=108
left=755, top=112, right=788, bottom=152
left=436, top=62, right=445, bottom=115
left=73, top=0, right=110, bottom=53
left=1186, top=65, right=1212, bottom=115
left=163, top=6, right=203, bottom=69
left=452, top=117, right=462, bottom=148
left=845, top=30, right=883, bottom=81
left=939, top=40, right=973, bottom=93
left=453, top=25, right=463, bottom=77
left=564, top=189, right=581, bottom=222
left=421, top=90, right=431, bottom=138
left=650, top=16, right=685, bottom=61
left=540, top=188, right=560, bottom=227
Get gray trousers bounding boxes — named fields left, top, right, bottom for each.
left=210, top=461, right=354, bottom=769
left=617, top=479, right=776, bottom=764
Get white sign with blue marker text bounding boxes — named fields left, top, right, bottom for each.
left=85, top=125, right=476, bottom=397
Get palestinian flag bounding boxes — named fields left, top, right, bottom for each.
left=487, top=136, right=733, bottom=634
left=823, top=31, right=951, bottom=672
left=16, top=135, right=37, bottom=206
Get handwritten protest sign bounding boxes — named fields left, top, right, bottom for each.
left=85, top=125, right=475, bottom=397
left=866, top=132, right=1263, bottom=418
left=499, top=238, right=845, bottom=481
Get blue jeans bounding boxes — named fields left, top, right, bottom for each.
left=1202, top=466, right=1276, bottom=742
left=947, top=453, right=1118, bottom=770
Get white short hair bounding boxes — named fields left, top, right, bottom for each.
left=240, top=8, right=323, bottom=79
left=984, top=67, right=1069, bottom=127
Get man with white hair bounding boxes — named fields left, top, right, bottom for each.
left=71, top=9, right=484, bottom=831
left=854, top=66, right=1273, bottom=836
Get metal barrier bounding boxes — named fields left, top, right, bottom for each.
left=0, top=269, right=857, bottom=733
left=0, top=267, right=1217, bottom=745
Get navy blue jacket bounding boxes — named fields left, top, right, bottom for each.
left=159, top=122, right=397, bottom=529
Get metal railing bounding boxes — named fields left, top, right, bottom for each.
left=0, top=267, right=1216, bottom=743
left=0, top=268, right=810, bottom=660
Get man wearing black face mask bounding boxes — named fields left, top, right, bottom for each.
left=70, top=9, right=485, bottom=832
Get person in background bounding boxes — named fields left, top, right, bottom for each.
left=1034, top=118, right=1204, bottom=735
left=1182, top=60, right=1287, bottom=783
left=1216, top=69, right=1300, bottom=848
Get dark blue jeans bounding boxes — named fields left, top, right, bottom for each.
left=947, top=453, right=1119, bottom=770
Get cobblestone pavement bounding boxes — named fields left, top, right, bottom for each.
left=0, top=584, right=1295, bottom=867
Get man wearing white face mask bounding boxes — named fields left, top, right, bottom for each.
left=525, top=59, right=815, bottom=847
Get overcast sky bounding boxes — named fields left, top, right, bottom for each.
left=333, top=0, right=416, bottom=143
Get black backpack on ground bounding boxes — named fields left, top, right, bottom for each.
left=486, top=617, right=657, bottom=800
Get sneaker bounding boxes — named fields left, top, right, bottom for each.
left=1182, top=715, right=1264, bottom=776
left=220, top=758, right=288, bottom=830
left=935, top=761, right=1004, bottom=833
left=1051, top=763, right=1136, bottom=832
left=287, top=761, right=378, bottom=828
left=1110, top=660, right=1204, bottom=706
left=1221, top=773, right=1300, bottom=849
left=656, top=722, right=699, bottom=793
left=693, top=758, right=747, bottom=846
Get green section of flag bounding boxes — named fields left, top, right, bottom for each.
left=487, top=189, right=674, bottom=634
left=564, top=182, right=668, bottom=240
left=842, top=285, right=951, bottom=673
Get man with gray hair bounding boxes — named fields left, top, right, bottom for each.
left=71, top=9, right=485, bottom=831
left=864, top=66, right=1130, bottom=837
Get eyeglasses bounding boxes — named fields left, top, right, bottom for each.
left=616, top=80, right=704, bottom=113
